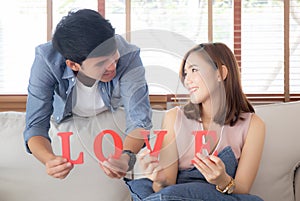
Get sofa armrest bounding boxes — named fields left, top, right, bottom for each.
left=295, top=165, right=300, bottom=201
left=251, top=101, right=300, bottom=201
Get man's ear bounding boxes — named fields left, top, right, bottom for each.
left=219, top=65, right=228, bottom=81
left=66, top=59, right=81, bottom=71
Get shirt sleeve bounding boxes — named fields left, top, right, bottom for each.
left=23, top=45, right=56, bottom=153
left=119, top=50, right=153, bottom=133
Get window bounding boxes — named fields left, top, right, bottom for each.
left=290, top=0, right=300, bottom=94
left=0, top=0, right=97, bottom=94
left=105, top=0, right=300, bottom=103
left=0, top=0, right=299, bottom=105
left=242, top=1, right=284, bottom=94
left=52, top=0, right=97, bottom=29
left=0, top=0, right=46, bottom=94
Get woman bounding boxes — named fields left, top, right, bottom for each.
left=125, top=43, right=265, bottom=201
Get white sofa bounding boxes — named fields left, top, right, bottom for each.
left=0, top=101, right=300, bottom=201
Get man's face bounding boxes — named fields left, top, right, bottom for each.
left=79, top=50, right=120, bottom=82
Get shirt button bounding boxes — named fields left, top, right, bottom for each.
left=71, top=78, right=75, bottom=82
left=56, top=117, right=60, bottom=120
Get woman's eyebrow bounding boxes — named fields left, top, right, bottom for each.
left=186, top=64, right=199, bottom=69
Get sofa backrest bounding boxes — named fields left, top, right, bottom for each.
left=0, top=110, right=132, bottom=201
left=0, top=101, right=299, bottom=201
left=251, top=101, right=300, bottom=201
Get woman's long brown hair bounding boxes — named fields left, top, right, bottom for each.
left=179, top=43, right=254, bottom=126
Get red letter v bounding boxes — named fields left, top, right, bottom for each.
left=141, top=130, right=168, bottom=157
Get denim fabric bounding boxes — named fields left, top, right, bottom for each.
left=125, top=146, right=264, bottom=201
left=23, top=35, right=152, bottom=153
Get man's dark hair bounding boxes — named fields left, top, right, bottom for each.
left=52, top=9, right=116, bottom=64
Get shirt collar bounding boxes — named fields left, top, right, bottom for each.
left=62, top=66, right=75, bottom=80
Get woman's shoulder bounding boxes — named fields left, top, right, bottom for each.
left=239, top=112, right=265, bottom=142
left=164, top=106, right=179, bottom=120
left=166, top=106, right=181, bottom=115
left=249, top=113, right=265, bottom=130
left=161, top=106, right=182, bottom=128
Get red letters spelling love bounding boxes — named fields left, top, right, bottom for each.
left=57, top=129, right=218, bottom=164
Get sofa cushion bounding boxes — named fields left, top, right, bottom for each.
left=0, top=110, right=131, bottom=201
left=251, top=101, right=300, bottom=201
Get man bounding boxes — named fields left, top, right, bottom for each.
left=23, top=9, right=152, bottom=179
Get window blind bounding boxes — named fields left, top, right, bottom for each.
left=104, top=0, right=300, bottom=100
left=0, top=0, right=46, bottom=94
left=290, top=0, right=300, bottom=94
left=52, top=0, right=98, bottom=30
left=241, top=0, right=284, bottom=94
left=0, top=0, right=97, bottom=94
left=0, top=0, right=298, bottom=103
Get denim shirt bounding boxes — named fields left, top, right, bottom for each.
left=23, top=35, right=153, bottom=153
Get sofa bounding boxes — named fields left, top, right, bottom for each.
left=0, top=101, right=299, bottom=201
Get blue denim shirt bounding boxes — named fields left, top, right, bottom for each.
left=23, top=35, right=153, bottom=153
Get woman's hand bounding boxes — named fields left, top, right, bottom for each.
left=138, top=149, right=166, bottom=185
left=192, top=153, right=231, bottom=188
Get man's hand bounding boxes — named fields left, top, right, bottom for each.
left=28, top=136, right=74, bottom=179
left=45, top=156, right=74, bottom=179
left=99, top=154, right=130, bottom=179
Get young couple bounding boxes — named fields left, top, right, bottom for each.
left=24, top=8, right=265, bottom=201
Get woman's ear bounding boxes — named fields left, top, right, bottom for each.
left=219, top=65, right=228, bottom=81
left=66, top=60, right=81, bottom=71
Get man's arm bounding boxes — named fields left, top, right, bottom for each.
left=28, top=136, right=55, bottom=164
left=24, top=43, right=73, bottom=179
left=122, top=127, right=145, bottom=154
left=100, top=47, right=152, bottom=178
left=28, top=136, right=73, bottom=179
left=100, top=127, right=146, bottom=178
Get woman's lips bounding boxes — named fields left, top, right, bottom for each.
left=189, top=87, right=198, bottom=94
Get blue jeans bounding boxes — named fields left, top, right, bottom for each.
left=125, top=146, right=264, bottom=201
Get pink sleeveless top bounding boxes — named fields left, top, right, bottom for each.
left=174, top=106, right=253, bottom=170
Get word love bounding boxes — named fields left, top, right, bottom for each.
left=57, top=129, right=217, bottom=165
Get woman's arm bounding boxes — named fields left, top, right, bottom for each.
left=234, top=113, right=266, bottom=193
left=152, top=108, right=179, bottom=192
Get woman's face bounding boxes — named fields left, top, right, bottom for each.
left=183, top=52, right=219, bottom=104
